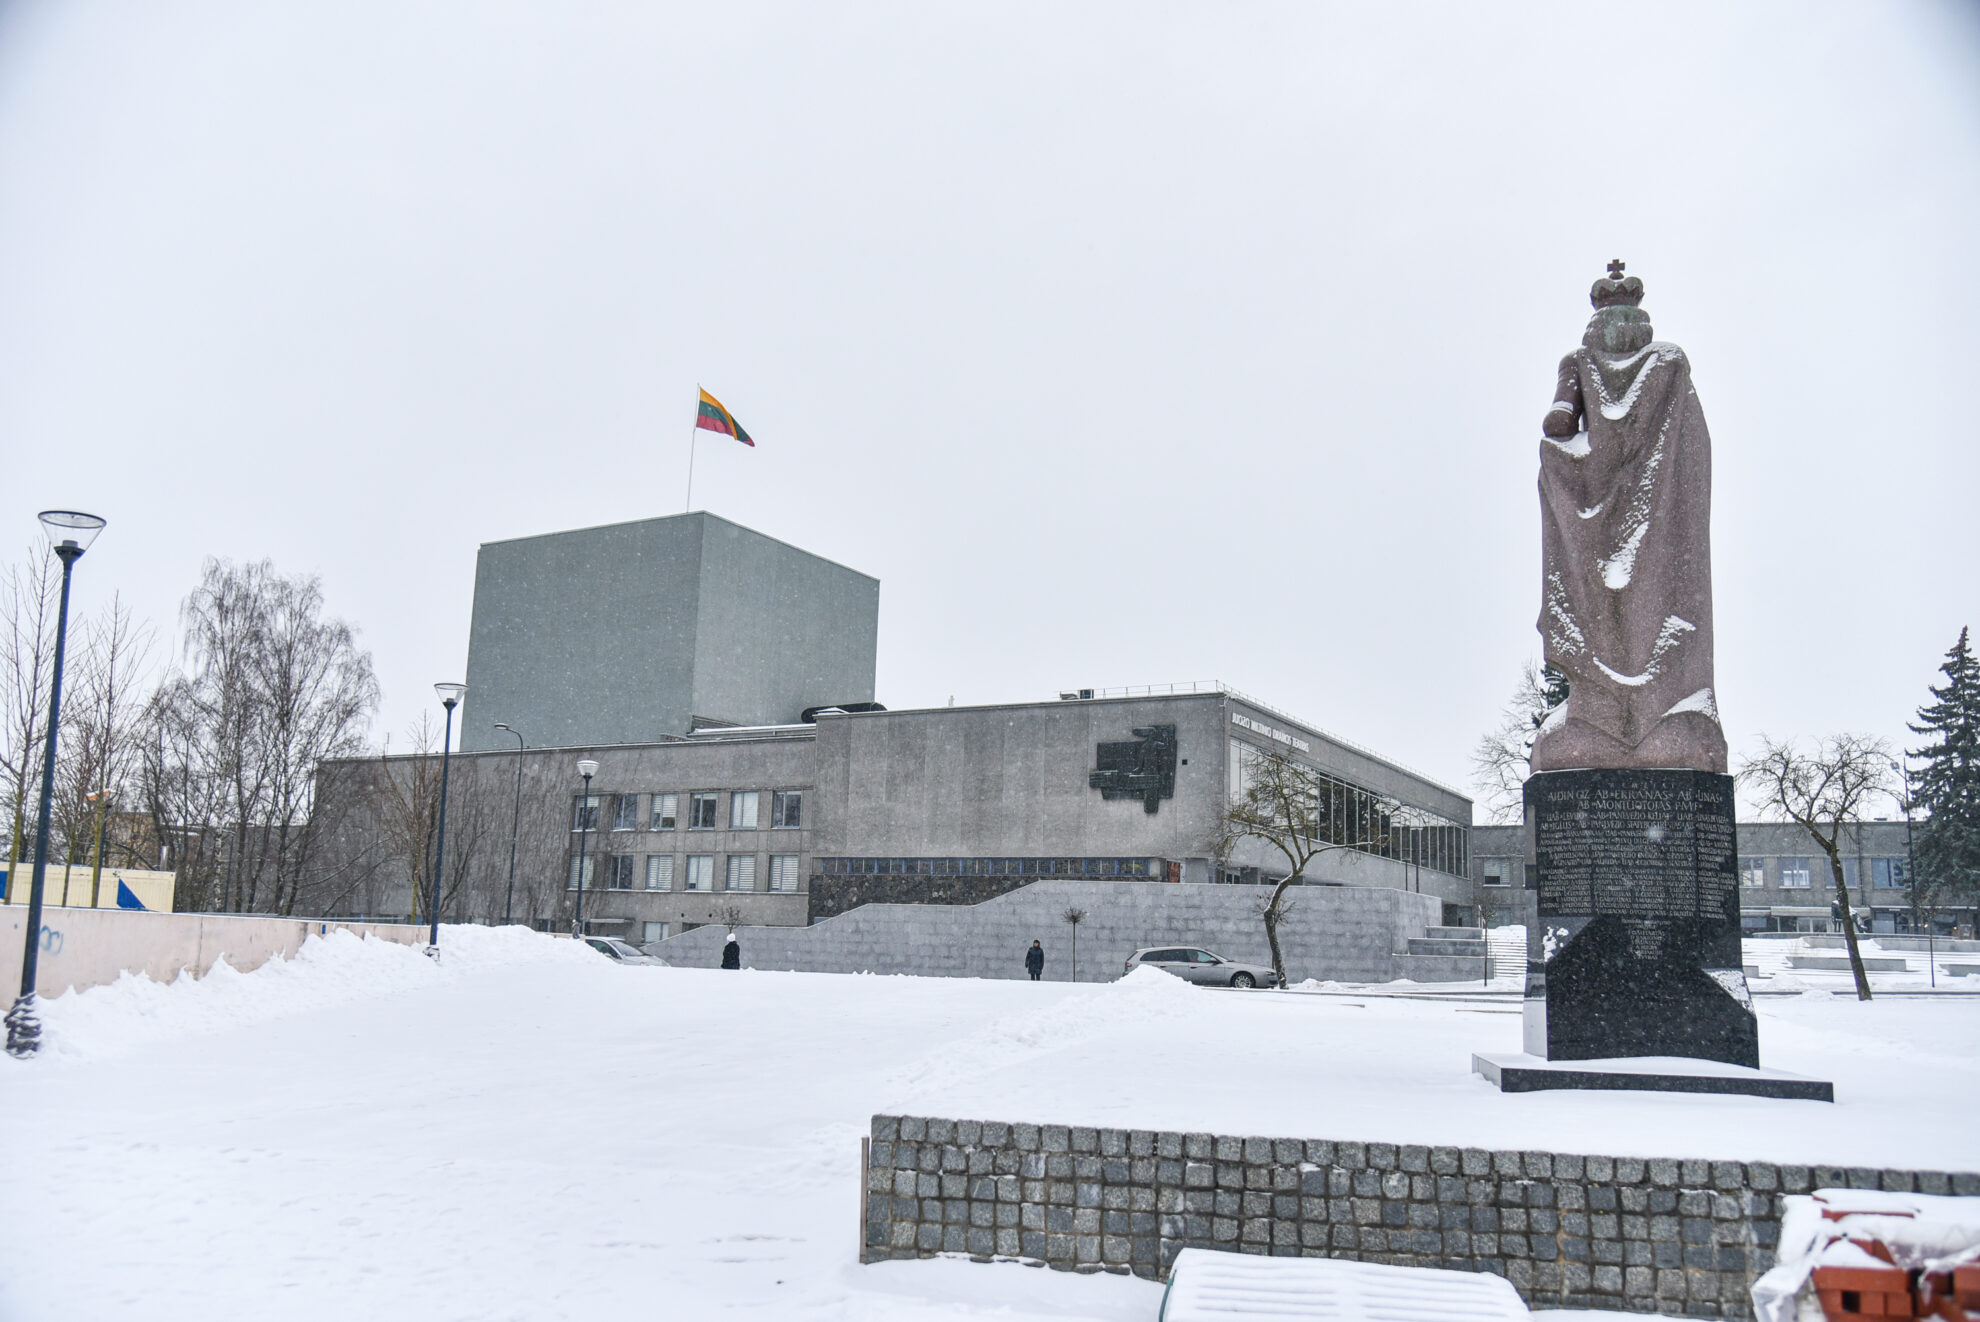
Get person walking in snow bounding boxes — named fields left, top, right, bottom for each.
left=1024, top=940, right=1044, bottom=981
left=720, top=932, right=741, bottom=970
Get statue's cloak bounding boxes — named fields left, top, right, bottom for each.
left=1533, top=341, right=1726, bottom=773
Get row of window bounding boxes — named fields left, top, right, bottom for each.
left=816, top=857, right=1155, bottom=878
left=573, top=790, right=803, bottom=834
left=1476, top=857, right=1912, bottom=890
left=1227, top=740, right=1469, bottom=878
left=1740, top=857, right=1908, bottom=889
left=570, top=853, right=805, bottom=893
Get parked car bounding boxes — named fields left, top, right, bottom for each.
left=583, top=936, right=664, bottom=966
left=1125, top=946, right=1278, bottom=988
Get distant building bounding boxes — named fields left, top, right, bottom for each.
left=459, top=511, right=879, bottom=753
left=318, top=514, right=1479, bottom=941
left=318, top=685, right=1478, bottom=942
left=1468, top=818, right=1945, bottom=935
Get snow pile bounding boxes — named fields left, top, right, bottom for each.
left=0, top=952, right=1974, bottom=1321
left=885, top=964, right=1197, bottom=1103
left=14, top=923, right=598, bottom=1065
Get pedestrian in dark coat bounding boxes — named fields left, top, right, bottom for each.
left=721, top=932, right=741, bottom=970
left=1024, top=940, right=1045, bottom=981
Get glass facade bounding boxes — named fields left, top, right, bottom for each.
left=1228, top=740, right=1468, bottom=878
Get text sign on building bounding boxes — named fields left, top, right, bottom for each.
left=1231, top=712, right=1310, bottom=754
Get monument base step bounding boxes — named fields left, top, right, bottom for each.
left=1471, top=1051, right=1834, bottom=1102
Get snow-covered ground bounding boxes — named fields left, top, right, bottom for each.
left=1, top=927, right=1976, bottom=1322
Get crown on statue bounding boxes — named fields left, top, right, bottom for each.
left=1591, top=258, right=1645, bottom=309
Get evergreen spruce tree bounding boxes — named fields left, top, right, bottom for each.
left=1908, top=627, right=1980, bottom=930
left=1534, top=664, right=1570, bottom=738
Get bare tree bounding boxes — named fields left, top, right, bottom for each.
left=374, top=716, right=446, bottom=925
left=0, top=547, right=61, bottom=901
left=1470, top=660, right=1569, bottom=824
left=52, top=597, right=156, bottom=896
left=137, top=559, right=379, bottom=915
left=1062, top=906, right=1086, bottom=981
left=1215, top=745, right=1401, bottom=987
left=1739, top=734, right=1893, bottom=1001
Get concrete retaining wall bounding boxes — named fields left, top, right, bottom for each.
left=0, top=905, right=426, bottom=997
left=861, top=1114, right=1980, bottom=1318
left=653, top=880, right=1444, bottom=983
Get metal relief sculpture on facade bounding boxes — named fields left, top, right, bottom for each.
left=1090, top=725, right=1177, bottom=814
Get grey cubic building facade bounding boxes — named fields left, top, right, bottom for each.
left=459, top=512, right=879, bottom=753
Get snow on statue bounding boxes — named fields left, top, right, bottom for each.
left=1531, top=261, right=1727, bottom=775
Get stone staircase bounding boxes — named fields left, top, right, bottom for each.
left=1391, top=925, right=1491, bottom=983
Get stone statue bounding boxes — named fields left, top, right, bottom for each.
left=1530, top=263, right=1727, bottom=775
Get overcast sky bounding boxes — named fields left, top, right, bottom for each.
left=1, top=1, right=1976, bottom=809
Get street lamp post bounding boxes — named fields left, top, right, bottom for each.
left=426, top=683, right=467, bottom=958
left=6, top=511, right=107, bottom=1058
left=1890, top=758, right=1929, bottom=987
left=493, top=723, right=526, bottom=926
left=573, top=758, right=598, bottom=938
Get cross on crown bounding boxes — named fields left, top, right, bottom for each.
left=1607, top=259, right=1626, bottom=279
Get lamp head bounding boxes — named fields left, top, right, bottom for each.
left=577, top=758, right=599, bottom=780
left=434, top=681, right=467, bottom=710
left=38, top=510, right=106, bottom=556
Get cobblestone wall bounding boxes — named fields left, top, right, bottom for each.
left=860, top=1114, right=1980, bottom=1318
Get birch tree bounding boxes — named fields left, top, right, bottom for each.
left=139, top=559, right=379, bottom=915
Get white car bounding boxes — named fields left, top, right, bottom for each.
left=1125, top=946, right=1278, bottom=988
left=583, top=936, right=664, bottom=966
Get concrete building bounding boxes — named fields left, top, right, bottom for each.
left=459, top=512, right=879, bottom=753
left=313, top=513, right=1481, bottom=981
left=1468, top=817, right=1944, bottom=935
left=317, top=686, right=1477, bottom=944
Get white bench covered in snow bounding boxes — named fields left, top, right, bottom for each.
left=1159, top=1248, right=1529, bottom=1322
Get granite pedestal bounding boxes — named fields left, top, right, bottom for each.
left=1477, top=769, right=1830, bottom=1099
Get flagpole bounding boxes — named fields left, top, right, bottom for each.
left=685, top=386, right=699, bottom=512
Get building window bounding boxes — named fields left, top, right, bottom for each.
left=651, top=793, right=677, bottom=831
left=730, top=791, right=760, bottom=830
left=1740, top=857, right=1766, bottom=888
left=606, top=855, right=636, bottom=890
left=1779, top=857, right=1812, bottom=889
left=646, top=856, right=674, bottom=891
left=688, top=793, right=719, bottom=830
left=571, top=795, right=601, bottom=833
left=771, top=790, right=802, bottom=829
left=684, top=855, right=714, bottom=891
left=769, top=855, right=801, bottom=892
left=567, top=855, right=596, bottom=891
left=1480, top=860, right=1510, bottom=887
left=612, top=795, right=640, bottom=831
left=726, top=854, right=756, bottom=892
left=1872, top=858, right=1908, bottom=889
left=642, top=921, right=669, bottom=945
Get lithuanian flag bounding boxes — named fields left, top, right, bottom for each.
left=695, top=388, right=755, bottom=447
